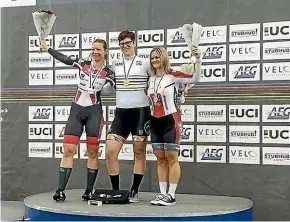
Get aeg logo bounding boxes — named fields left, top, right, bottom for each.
left=267, top=107, right=290, bottom=120
left=202, top=46, right=224, bottom=60
left=55, top=34, right=79, bottom=49
left=201, top=148, right=223, bottom=161
left=234, top=65, right=257, bottom=79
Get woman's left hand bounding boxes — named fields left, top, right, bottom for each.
left=191, top=46, right=201, bottom=59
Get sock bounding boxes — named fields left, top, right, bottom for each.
left=86, top=168, right=98, bottom=190
left=159, top=182, right=167, bottom=194
left=168, top=183, right=177, bottom=198
left=58, top=167, right=72, bottom=191
left=131, top=174, right=144, bottom=193
left=109, top=175, right=119, bottom=190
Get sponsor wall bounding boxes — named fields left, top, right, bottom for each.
left=28, top=21, right=290, bottom=165
left=2, top=0, right=290, bottom=220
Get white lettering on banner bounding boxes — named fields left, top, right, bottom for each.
left=262, top=105, right=290, bottom=122
left=29, top=124, right=53, bottom=140
left=55, top=69, right=79, bottom=85
left=200, top=64, right=227, bottom=82
left=137, top=29, right=164, bottom=47
left=108, top=106, right=116, bottom=122
left=29, top=35, right=53, bottom=51
left=196, top=145, right=226, bottom=163
left=108, top=49, right=123, bottom=66
left=55, top=34, right=79, bottom=50
left=229, top=23, right=260, bottom=42
left=28, top=106, right=53, bottom=122
left=54, top=124, right=86, bottom=141
left=262, top=126, right=290, bottom=144
left=197, top=125, right=226, bottom=143
left=229, top=43, right=260, bottom=61
left=79, top=143, right=105, bottom=160
left=263, top=41, right=290, bottom=60
left=54, top=143, right=78, bottom=159
left=167, top=46, right=191, bottom=64
left=29, top=52, right=53, bottom=68
left=55, top=51, right=79, bottom=67
left=29, top=70, right=54, bottom=86
left=262, top=62, right=290, bottom=81
left=229, top=125, right=260, bottom=144
left=137, top=48, right=152, bottom=59
left=199, top=45, right=227, bottom=62
left=81, top=33, right=107, bottom=49
left=28, top=142, right=53, bottom=158
left=178, top=145, right=194, bottom=162
left=228, top=63, right=260, bottom=82
left=263, top=21, right=290, bottom=40
left=200, top=25, right=227, bottom=44
left=55, top=106, right=71, bottom=122
left=263, top=147, right=290, bottom=165
left=229, top=105, right=260, bottom=122
left=229, top=146, right=260, bottom=164
left=180, top=105, right=195, bottom=122
left=118, top=144, right=134, bottom=160
left=181, top=125, right=194, bottom=142
left=166, top=28, right=186, bottom=45
left=197, top=105, right=226, bottom=122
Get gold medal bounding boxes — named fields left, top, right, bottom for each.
left=124, top=79, right=130, bottom=87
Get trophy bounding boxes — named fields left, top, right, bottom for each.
left=32, top=9, right=57, bottom=51
left=178, top=22, right=203, bottom=103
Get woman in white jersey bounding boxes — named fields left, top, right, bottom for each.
left=147, top=46, right=201, bottom=206
left=40, top=38, right=115, bottom=202
left=105, top=30, right=150, bottom=203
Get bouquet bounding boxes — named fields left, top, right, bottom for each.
left=32, top=9, right=56, bottom=50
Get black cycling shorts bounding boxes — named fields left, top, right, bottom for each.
left=65, top=102, right=104, bottom=138
left=150, top=112, right=181, bottom=151
left=108, top=106, right=151, bottom=141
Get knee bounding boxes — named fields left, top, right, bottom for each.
left=133, top=146, right=146, bottom=161
left=165, top=151, right=179, bottom=165
left=154, top=151, right=166, bottom=165
left=87, top=146, right=99, bottom=159
left=62, top=144, right=77, bottom=158
left=105, top=142, right=119, bottom=161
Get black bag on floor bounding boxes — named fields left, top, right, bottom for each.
left=92, top=189, right=130, bottom=204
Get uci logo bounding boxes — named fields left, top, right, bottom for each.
left=264, top=25, right=290, bottom=36
left=138, top=33, right=164, bottom=43
left=168, top=50, right=190, bottom=60
left=178, top=148, right=193, bottom=158
left=202, top=68, right=225, bottom=78
left=264, top=129, right=289, bottom=139
left=230, top=108, right=259, bottom=118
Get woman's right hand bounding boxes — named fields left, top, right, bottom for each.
left=40, top=38, right=48, bottom=51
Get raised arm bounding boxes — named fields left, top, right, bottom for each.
left=40, top=38, right=85, bottom=69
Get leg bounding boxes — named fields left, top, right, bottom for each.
left=129, top=106, right=151, bottom=202
left=53, top=103, right=84, bottom=201
left=82, top=105, right=104, bottom=200
left=158, top=113, right=181, bottom=206
left=105, top=108, right=130, bottom=190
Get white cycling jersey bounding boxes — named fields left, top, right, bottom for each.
left=111, top=55, right=150, bottom=108
left=147, top=59, right=201, bottom=118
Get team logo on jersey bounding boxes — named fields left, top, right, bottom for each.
left=144, top=120, right=151, bottom=134
left=136, top=61, right=142, bottom=66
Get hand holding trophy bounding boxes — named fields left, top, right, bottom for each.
left=32, top=9, right=57, bottom=52
left=178, top=22, right=203, bottom=103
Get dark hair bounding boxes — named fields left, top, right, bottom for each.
left=92, top=39, right=108, bottom=61
left=118, top=30, right=135, bottom=42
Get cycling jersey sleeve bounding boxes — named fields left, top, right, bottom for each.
left=101, top=68, right=116, bottom=95
left=172, top=58, right=202, bottom=84
left=47, top=47, right=86, bottom=69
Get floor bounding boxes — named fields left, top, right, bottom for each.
left=1, top=201, right=25, bottom=221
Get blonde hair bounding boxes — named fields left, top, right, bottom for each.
left=149, top=47, right=171, bottom=76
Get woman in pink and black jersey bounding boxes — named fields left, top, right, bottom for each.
left=40, top=38, right=115, bottom=202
